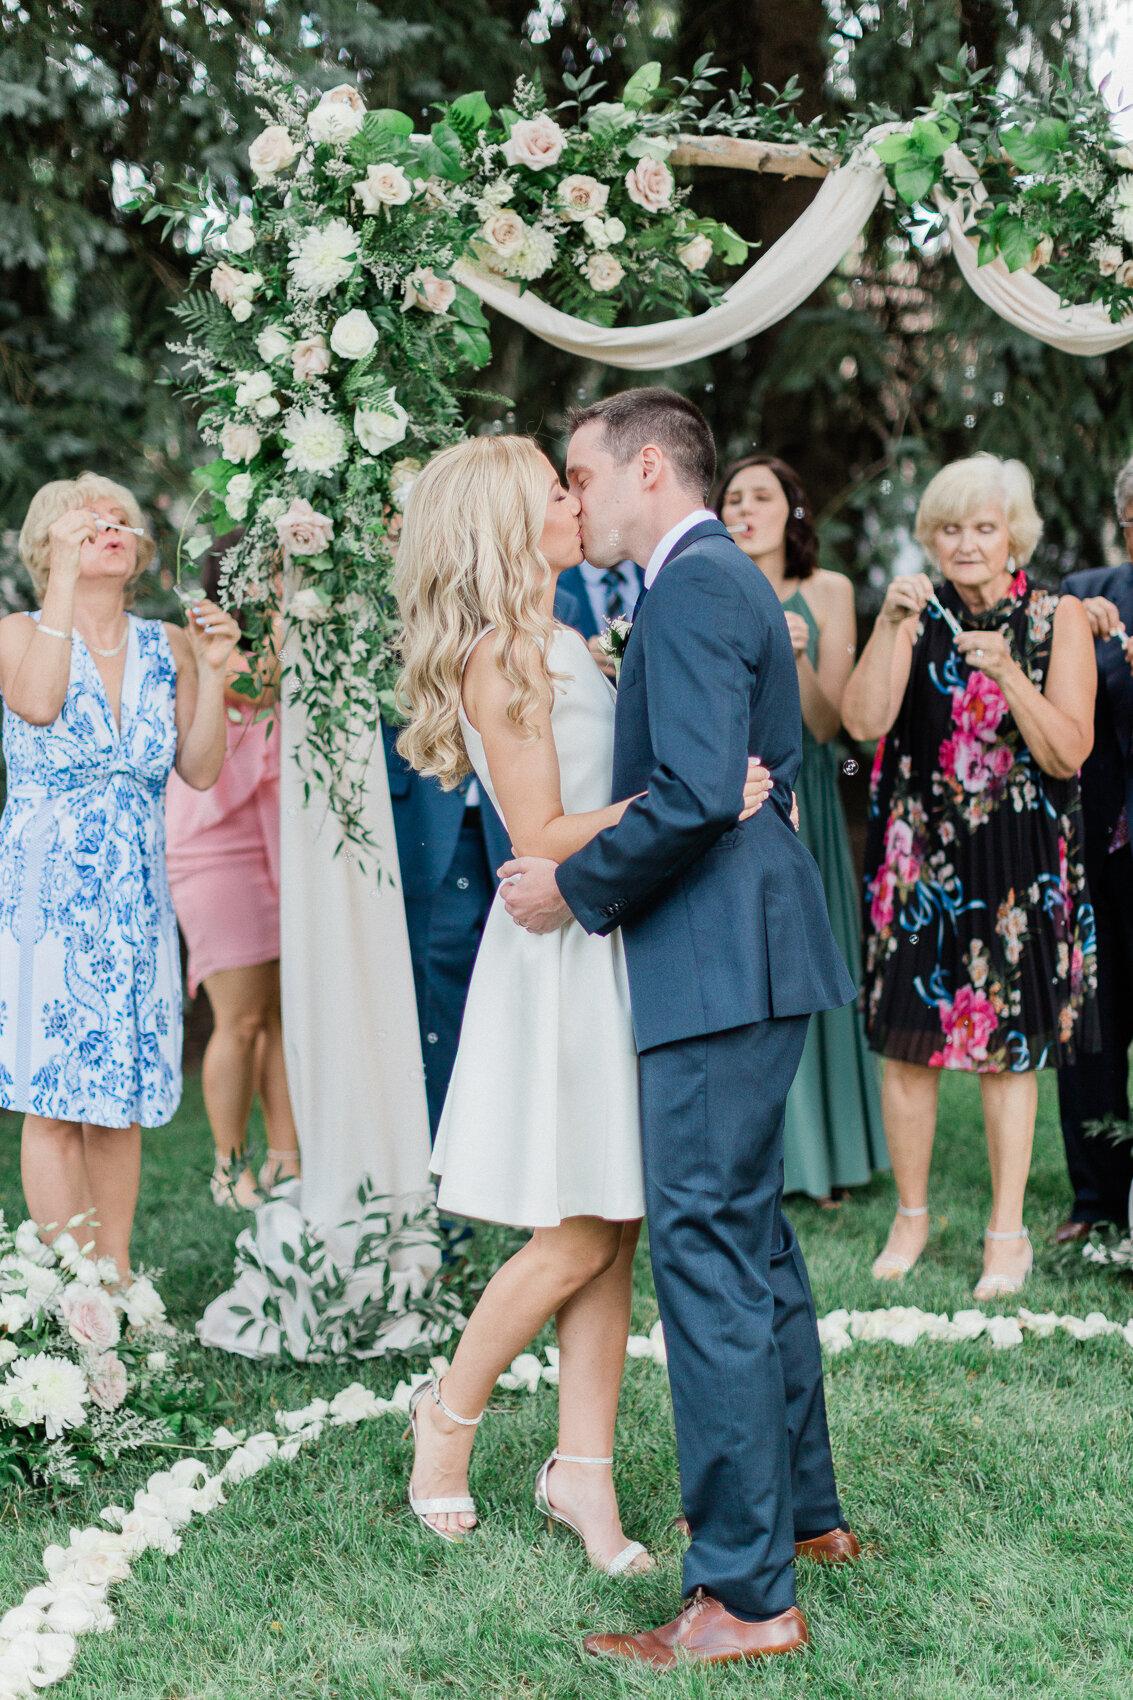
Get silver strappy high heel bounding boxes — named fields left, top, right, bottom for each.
left=534, top=1450, right=651, bottom=1576
left=871, top=1203, right=929, bottom=1280
left=974, top=1226, right=1032, bottom=1302
left=406, top=1375, right=482, bottom=1545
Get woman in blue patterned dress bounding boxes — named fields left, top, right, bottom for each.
left=0, top=473, right=239, bottom=1277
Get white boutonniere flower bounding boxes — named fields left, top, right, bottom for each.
left=596, top=615, right=633, bottom=679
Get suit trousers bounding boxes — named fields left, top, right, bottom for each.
left=640, top=1014, right=843, bottom=1621
left=1057, top=845, right=1133, bottom=1227
left=403, top=820, right=495, bottom=1139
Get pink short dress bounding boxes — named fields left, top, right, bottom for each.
left=165, top=707, right=280, bottom=997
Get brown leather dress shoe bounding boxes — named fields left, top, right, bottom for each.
left=670, top=1517, right=861, bottom=1566
left=583, top=1591, right=808, bottom=1668
left=795, top=1526, right=861, bottom=1565
left=1054, top=1220, right=1091, bottom=1245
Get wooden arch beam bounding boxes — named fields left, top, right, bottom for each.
left=669, top=135, right=832, bottom=178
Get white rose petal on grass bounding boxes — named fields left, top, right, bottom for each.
left=248, top=124, right=301, bottom=181
left=624, top=158, right=674, bottom=213
left=308, top=92, right=366, bottom=145
left=353, top=163, right=413, bottom=213
left=256, top=325, right=293, bottom=364
left=402, top=267, right=456, bottom=315
left=503, top=113, right=566, bottom=170
left=585, top=251, right=625, bottom=293
left=329, top=308, right=379, bottom=360
left=0, top=1352, right=88, bottom=1438
left=288, top=219, right=360, bottom=298
left=329, top=1382, right=386, bottom=1424
left=282, top=407, right=349, bottom=476
left=224, top=213, right=256, bottom=254
left=676, top=233, right=714, bottom=272
left=556, top=173, right=609, bottom=222
left=354, top=393, right=409, bottom=456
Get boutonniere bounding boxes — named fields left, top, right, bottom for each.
left=596, top=616, right=633, bottom=681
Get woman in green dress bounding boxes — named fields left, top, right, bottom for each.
left=714, top=454, right=888, bottom=1201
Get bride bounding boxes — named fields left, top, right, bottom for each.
left=393, top=435, right=771, bottom=1573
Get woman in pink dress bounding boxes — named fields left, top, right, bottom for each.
left=165, top=558, right=299, bottom=1209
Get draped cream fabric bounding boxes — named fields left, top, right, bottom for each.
left=457, top=131, right=1133, bottom=366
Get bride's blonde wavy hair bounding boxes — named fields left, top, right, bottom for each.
left=395, top=435, right=560, bottom=787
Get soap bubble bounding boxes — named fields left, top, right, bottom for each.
left=842, top=759, right=859, bottom=777
left=910, top=934, right=919, bottom=945
left=963, top=414, right=976, bottom=429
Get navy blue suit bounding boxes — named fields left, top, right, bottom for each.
left=386, top=583, right=587, bottom=1136
left=557, top=519, right=856, bottom=1621
left=557, top=561, right=643, bottom=641
left=1058, top=565, right=1133, bottom=1226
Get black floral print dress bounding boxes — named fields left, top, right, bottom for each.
left=862, top=570, right=1098, bottom=1073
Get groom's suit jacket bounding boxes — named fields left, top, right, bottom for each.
left=557, top=518, right=856, bottom=1053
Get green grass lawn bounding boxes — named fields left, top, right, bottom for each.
left=2, top=1071, right=1132, bottom=1699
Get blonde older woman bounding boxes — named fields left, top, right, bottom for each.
left=842, top=454, right=1097, bottom=1298
left=0, top=473, right=238, bottom=1278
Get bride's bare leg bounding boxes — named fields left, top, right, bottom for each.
left=547, top=1219, right=651, bottom=1570
left=410, top=1215, right=623, bottom=1537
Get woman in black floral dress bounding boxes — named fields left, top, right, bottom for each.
left=843, top=454, right=1098, bottom=1299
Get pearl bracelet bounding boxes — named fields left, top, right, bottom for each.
left=35, top=623, right=72, bottom=642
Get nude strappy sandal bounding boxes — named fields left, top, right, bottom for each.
left=534, top=1450, right=652, bottom=1575
left=406, top=1376, right=482, bottom=1545
left=871, top=1203, right=929, bottom=1281
left=973, top=1226, right=1032, bottom=1302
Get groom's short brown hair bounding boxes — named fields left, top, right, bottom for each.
left=568, top=388, right=717, bottom=500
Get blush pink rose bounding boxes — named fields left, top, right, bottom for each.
left=61, top=1287, right=120, bottom=1351
left=86, top=1351, right=128, bottom=1412
left=402, top=267, right=456, bottom=315
left=274, top=497, right=335, bottom=557
left=502, top=114, right=566, bottom=170
left=291, top=335, right=331, bottom=382
left=219, top=421, right=261, bottom=464
left=248, top=124, right=301, bottom=181
left=324, top=83, right=365, bottom=115
left=624, top=158, right=674, bottom=213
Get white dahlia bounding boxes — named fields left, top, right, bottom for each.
left=0, top=1352, right=88, bottom=1439
left=508, top=225, right=558, bottom=281
left=282, top=407, right=349, bottom=475
left=288, top=219, right=360, bottom=298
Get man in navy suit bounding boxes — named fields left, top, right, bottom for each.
left=557, top=556, right=643, bottom=640
left=383, top=583, right=586, bottom=1137
left=1056, top=457, right=1133, bottom=1239
left=500, top=389, right=858, bottom=1665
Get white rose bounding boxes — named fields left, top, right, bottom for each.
left=291, top=334, right=332, bottom=382
left=503, top=113, right=565, bottom=170
left=479, top=208, right=527, bottom=259
left=254, top=394, right=280, bottom=420
left=248, top=124, right=301, bottom=181
left=556, top=174, right=609, bottom=222
left=675, top=233, right=714, bottom=272
left=1112, top=174, right=1133, bottom=244
left=15, top=1220, right=54, bottom=1265
left=584, top=251, right=625, bottom=292
left=603, top=216, right=626, bottom=245
left=402, top=267, right=456, bottom=315
left=120, top=1275, right=166, bottom=1330
left=234, top=370, right=274, bottom=409
left=308, top=92, right=365, bottom=145
left=353, top=163, right=413, bottom=214
left=354, top=392, right=409, bottom=455
left=224, top=214, right=256, bottom=255
left=0, top=1294, right=31, bottom=1332
left=287, top=587, right=330, bottom=622
left=582, top=214, right=611, bottom=250
left=220, top=421, right=261, bottom=463
left=0, top=1341, right=17, bottom=1365
left=1116, top=258, right=1133, bottom=288
left=624, top=158, right=674, bottom=213
left=256, top=325, right=292, bottom=363
left=282, top=406, right=349, bottom=475
left=225, top=472, right=255, bottom=521
left=210, top=262, right=261, bottom=314
left=1092, top=241, right=1123, bottom=276
left=1115, top=146, right=1133, bottom=170
left=1023, top=233, right=1054, bottom=274
left=231, top=299, right=253, bottom=323
left=329, top=308, right=379, bottom=360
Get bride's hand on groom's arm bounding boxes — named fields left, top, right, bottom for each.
left=740, top=758, right=772, bottom=822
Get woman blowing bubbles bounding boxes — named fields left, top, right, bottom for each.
left=0, top=474, right=239, bottom=1278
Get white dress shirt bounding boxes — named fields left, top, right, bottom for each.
left=642, top=509, right=719, bottom=590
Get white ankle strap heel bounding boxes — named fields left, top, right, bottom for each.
left=406, top=1376, right=482, bottom=1545
left=871, top=1204, right=930, bottom=1281
left=534, top=1450, right=651, bottom=1577
left=974, top=1226, right=1033, bottom=1302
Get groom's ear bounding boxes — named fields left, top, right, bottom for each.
left=640, top=444, right=665, bottom=488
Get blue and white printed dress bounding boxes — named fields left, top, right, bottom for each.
left=0, top=615, right=182, bottom=1128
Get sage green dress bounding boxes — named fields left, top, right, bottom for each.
left=782, top=589, right=889, bottom=1198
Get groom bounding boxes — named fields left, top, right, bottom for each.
left=500, top=388, right=859, bottom=1666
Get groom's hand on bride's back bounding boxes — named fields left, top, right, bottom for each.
left=498, top=857, right=572, bottom=933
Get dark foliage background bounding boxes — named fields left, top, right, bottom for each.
left=1, top=0, right=1129, bottom=609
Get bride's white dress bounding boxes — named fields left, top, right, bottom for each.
left=431, top=625, right=645, bottom=1228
